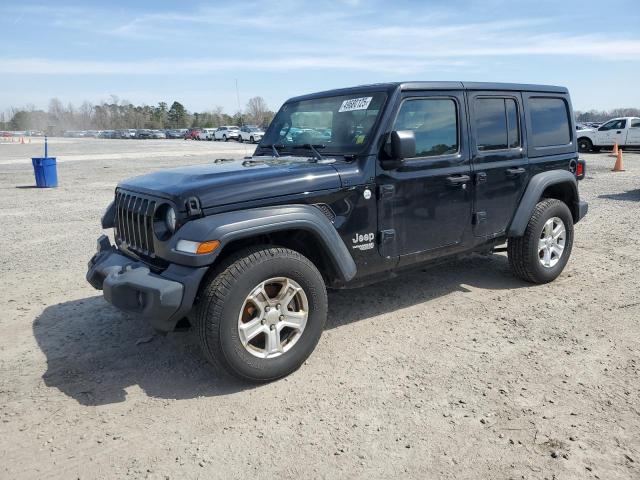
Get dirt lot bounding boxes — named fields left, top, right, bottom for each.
left=1, top=138, right=639, bottom=479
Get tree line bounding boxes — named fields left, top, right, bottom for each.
left=2, top=98, right=638, bottom=133
left=0, top=95, right=275, bottom=133
left=574, top=108, right=640, bottom=122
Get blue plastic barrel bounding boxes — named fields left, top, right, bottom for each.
left=31, top=157, right=58, bottom=188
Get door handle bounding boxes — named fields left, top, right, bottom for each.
left=446, top=174, right=471, bottom=186
left=616, top=130, right=622, bottom=134
left=506, top=167, right=526, bottom=176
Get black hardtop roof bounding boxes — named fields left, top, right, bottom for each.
left=287, top=81, right=568, bottom=103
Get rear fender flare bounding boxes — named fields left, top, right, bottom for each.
left=507, top=170, right=579, bottom=237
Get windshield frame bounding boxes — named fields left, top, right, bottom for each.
left=258, top=91, right=389, bottom=157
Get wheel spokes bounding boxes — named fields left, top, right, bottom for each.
left=264, top=327, right=283, bottom=356
left=239, top=317, right=265, bottom=344
left=552, top=223, right=565, bottom=240
left=276, top=279, right=300, bottom=309
left=247, top=283, right=270, bottom=313
left=280, top=310, right=307, bottom=330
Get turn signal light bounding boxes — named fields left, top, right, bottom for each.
left=196, top=240, right=220, bottom=254
left=176, top=239, right=220, bottom=255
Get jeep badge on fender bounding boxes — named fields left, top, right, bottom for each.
left=87, top=81, right=588, bottom=382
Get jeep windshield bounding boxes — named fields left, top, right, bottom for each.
left=259, top=92, right=387, bottom=156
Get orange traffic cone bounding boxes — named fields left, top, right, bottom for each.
left=610, top=142, right=619, bottom=156
left=612, top=148, right=625, bottom=172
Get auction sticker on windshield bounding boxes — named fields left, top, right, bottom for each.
left=339, top=97, right=373, bottom=112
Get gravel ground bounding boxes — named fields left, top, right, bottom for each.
left=0, top=138, right=639, bottom=479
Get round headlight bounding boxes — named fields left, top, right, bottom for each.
left=165, top=206, right=177, bottom=233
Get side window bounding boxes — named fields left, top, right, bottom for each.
left=393, top=98, right=458, bottom=158
left=475, top=97, right=521, bottom=151
left=506, top=99, right=521, bottom=148
left=529, top=97, right=571, bottom=147
left=599, top=120, right=616, bottom=131
left=631, top=119, right=640, bottom=128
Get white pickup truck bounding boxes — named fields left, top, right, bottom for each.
left=577, top=117, right=640, bottom=152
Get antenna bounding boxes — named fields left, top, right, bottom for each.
left=235, top=78, right=242, bottom=125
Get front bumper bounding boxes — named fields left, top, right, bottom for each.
left=86, top=235, right=208, bottom=332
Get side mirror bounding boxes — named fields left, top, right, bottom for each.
left=382, top=130, right=416, bottom=169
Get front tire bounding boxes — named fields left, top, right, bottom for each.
left=223, top=135, right=227, bottom=142
left=507, top=199, right=574, bottom=284
left=194, top=246, right=328, bottom=382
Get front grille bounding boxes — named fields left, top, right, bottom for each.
left=114, top=190, right=157, bottom=256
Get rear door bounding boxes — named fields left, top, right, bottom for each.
left=468, top=91, right=528, bottom=237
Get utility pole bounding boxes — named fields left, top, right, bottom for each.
left=235, top=79, right=243, bottom=126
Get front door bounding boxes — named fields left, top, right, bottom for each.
left=596, top=119, right=627, bottom=146
left=377, top=91, right=472, bottom=257
left=468, top=92, right=528, bottom=237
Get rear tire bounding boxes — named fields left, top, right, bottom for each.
left=223, top=135, right=227, bottom=142
left=507, top=199, right=574, bottom=284
left=250, top=136, right=255, bottom=143
left=194, top=246, right=327, bottom=382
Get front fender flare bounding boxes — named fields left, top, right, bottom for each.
left=507, top=170, right=580, bottom=237
left=159, top=204, right=357, bottom=282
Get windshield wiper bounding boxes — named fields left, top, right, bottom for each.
left=260, top=143, right=286, bottom=158
left=292, top=144, right=326, bottom=161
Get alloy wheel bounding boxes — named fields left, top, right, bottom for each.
left=538, top=216, right=566, bottom=268
left=237, top=277, right=309, bottom=358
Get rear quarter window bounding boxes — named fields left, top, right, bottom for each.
left=529, top=97, right=571, bottom=147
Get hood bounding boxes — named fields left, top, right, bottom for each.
left=118, top=156, right=342, bottom=210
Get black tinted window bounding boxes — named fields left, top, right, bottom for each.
left=506, top=99, right=520, bottom=148
left=631, top=119, right=640, bottom=128
left=394, top=98, right=458, bottom=158
left=475, top=98, right=521, bottom=151
left=529, top=97, right=571, bottom=146
left=476, top=98, right=507, bottom=150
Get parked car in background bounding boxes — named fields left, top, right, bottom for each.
left=576, top=117, right=640, bottom=152
left=99, top=130, right=116, bottom=139
left=238, top=125, right=265, bottom=143
left=165, top=129, right=188, bottom=139
left=197, top=128, right=216, bottom=141
left=150, top=130, right=166, bottom=139
left=112, top=130, right=128, bottom=139
left=135, top=129, right=153, bottom=139
left=184, top=128, right=201, bottom=140
left=214, top=126, right=240, bottom=141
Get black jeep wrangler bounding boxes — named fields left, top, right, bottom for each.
left=87, top=82, right=588, bottom=381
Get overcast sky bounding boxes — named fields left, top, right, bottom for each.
left=1, top=0, right=639, bottom=114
